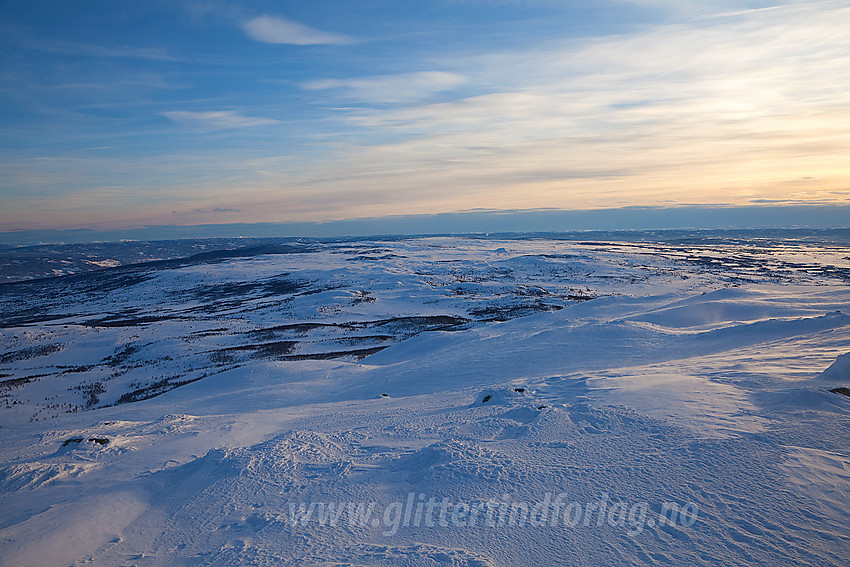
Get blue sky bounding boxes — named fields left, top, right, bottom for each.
left=1, top=0, right=849, bottom=236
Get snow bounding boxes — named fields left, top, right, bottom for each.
left=1, top=235, right=849, bottom=566
left=815, top=351, right=850, bottom=384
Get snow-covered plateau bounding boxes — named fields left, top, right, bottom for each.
left=1, top=234, right=849, bottom=566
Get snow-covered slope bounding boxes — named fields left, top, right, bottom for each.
left=1, top=236, right=849, bottom=566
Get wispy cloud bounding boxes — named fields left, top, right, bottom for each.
left=6, top=31, right=179, bottom=61
left=161, top=110, right=279, bottom=130
left=291, top=2, right=850, bottom=213
left=611, top=0, right=810, bottom=17
left=302, top=71, right=467, bottom=104
left=241, top=15, right=351, bottom=45
left=5, top=1, right=850, bottom=232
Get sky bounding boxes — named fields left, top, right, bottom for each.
left=1, top=0, right=849, bottom=238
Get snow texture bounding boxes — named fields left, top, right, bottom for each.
left=1, top=235, right=849, bottom=566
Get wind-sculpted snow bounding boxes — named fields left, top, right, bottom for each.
left=0, top=235, right=849, bottom=566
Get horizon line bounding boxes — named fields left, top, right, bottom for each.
left=2, top=204, right=849, bottom=246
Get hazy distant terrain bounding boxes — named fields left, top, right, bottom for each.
left=3, top=228, right=850, bottom=283
left=0, top=238, right=306, bottom=284
left=1, top=233, right=849, bottom=565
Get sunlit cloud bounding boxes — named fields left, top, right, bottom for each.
left=298, top=2, right=850, bottom=212
left=241, top=15, right=351, bottom=45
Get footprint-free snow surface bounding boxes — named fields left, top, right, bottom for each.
left=1, top=235, right=849, bottom=566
